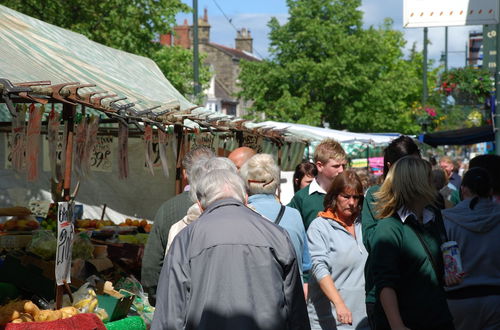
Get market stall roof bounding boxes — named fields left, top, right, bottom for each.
left=0, top=5, right=194, bottom=115
left=246, top=121, right=400, bottom=145
left=419, top=125, right=495, bottom=147
left=0, top=5, right=308, bottom=144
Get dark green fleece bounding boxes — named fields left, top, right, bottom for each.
left=287, top=185, right=325, bottom=230
left=370, top=215, right=453, bottom=330
left=361, top=185, right=379, bottom=304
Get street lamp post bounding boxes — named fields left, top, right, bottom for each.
left=193, top=0, right=200, bottom=97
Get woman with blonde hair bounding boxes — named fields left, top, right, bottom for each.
left=370, top=157, right=454, bottom=330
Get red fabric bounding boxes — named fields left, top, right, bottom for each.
left=3, top=313, right=106, bottom=330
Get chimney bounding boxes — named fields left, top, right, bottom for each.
left=159, top=33, right=173, bottom=46
left=235, top=28, right=253, bottom=53
left=174, top=19, right=191, bottom=49
left=196, top=8, right=211, bottom=44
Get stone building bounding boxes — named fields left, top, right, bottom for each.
left=160, top=9, right=260, bottom=117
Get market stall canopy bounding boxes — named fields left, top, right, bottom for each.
left=419, top=125, right=495, bottom=147
left=0, top=4, right=192, bottom=116
left=247, top=121, right=399, bottom=145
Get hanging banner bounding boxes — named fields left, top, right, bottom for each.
left=56, top=202, right=74, bottom=286
left=11, top=104, right=27, bottom=173
left=90, top=136, right=114, bottom=172
left=157, top=128, right=170, bottom=178
left=47, top=106, right=62, bottom=180
left=118, top=122, right=129, bottom=179
left=189, top=132, right=215, bottom=151
left=74, top=119, right=88, bottom=177
left=144, top=125, right=154, bottom=175
left=26, top=104, right=44, bottom=182
left=42, top=133, right=64, bottom=173
left=82, top=116, right=100, bottom=175
left=242, top=133, right=263, bottom=153
left=403, top=0, right=499, bottom=28
left=4, top=133, right=12, bottom=170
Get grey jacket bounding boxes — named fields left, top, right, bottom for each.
left=151, top=198, right=310, bottom=330
left=443, top=197, right=500, bottom=290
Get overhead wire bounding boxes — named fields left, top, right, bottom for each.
left=210, top=0, right=267, bottom=59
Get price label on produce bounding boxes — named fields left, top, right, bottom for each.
left=56, top=202, right=74, bottom=285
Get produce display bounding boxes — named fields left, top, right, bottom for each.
left=40, top=203, right=58, bottom=232
left=0, top=300, right=78, bottom=324
left=75, top=219, right=114, bottom=229
left=120, top=219, right=151, bottom=233
left=0, top=202, right=152, bottom=327
left=0, top=217, right=39, bottom=232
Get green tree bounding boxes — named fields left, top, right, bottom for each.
left=239, top=0, right=429, bottom=134
left=1, top=0, right=210, bottom=97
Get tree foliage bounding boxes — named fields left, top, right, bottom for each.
left=238, top=0, right=429, bottom=134
left=1, top=0, right=210, bottom=97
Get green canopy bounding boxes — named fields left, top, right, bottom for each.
left=0, top=4, right=194, bottom=120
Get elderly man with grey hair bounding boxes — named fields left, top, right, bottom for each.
left=152, top=169, right=310, bottom=330
left=165, top=157, right=237, bottom=252
left=240, top=154, right=311, bottom=287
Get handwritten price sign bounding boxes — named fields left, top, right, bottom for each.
left=56, top=202, right=74, bottom=286
left=90, top=136, right=114, bottom=172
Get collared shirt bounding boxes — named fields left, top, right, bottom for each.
left=397, top=207, right=435, bottom=225
left=308, top=178, right=327, bottom=195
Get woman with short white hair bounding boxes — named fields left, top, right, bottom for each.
left=240, top=154, right=311, bottom=280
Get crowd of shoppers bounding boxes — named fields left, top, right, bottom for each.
left=142, top=137, right=500, bottom=330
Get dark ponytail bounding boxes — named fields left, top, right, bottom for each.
left=462, top=167, right=492, bottom=209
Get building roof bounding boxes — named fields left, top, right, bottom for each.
left=208, top=42, right=260, bottom=62
left=214, top=78, right=236, bottom=103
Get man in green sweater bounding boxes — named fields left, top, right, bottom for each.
left=288, top=139, right=346, bottom=229
left=142, top=146, right=214, bottom=306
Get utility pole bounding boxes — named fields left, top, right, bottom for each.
left=444, top=27, right=448, bottom=72
left=465, top=42, right=468, bottom=67
left=193, top=0, right=200, bottom=97
left=495, top=23, right=500, bottom=155
left=423, top=27, right=428, bottom=107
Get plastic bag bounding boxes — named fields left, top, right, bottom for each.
left=26, top=230, right=57, bottom=260
left=115, top=276, right=154, bottom=325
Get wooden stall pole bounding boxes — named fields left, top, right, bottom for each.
left=174, top=124, right=185, bottom=195
left=62, top=103, right=75, bottom=201
left=55, top=103, right=76, bottom=309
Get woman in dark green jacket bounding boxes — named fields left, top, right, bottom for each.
left=369, top=157, right=454, bottom=330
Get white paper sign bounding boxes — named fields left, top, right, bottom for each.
left=404, top=0, right=500, bottom=28
left=42, top=134, right=64, bottom=172
left=56, top=202, right=74, bottom=286
left=90, top=136, right=114, bottom=172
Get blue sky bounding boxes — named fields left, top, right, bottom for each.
left=177, top=0, right=481, bottom=68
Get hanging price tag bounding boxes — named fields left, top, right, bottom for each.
left=55, top=202, right=74, bottom=286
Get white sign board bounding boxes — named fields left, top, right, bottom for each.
left=404, top=0, right=500, bottom=28
left=90, top=136, right=114, bottom=172
left=55, top=202, right=74, bottom=286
